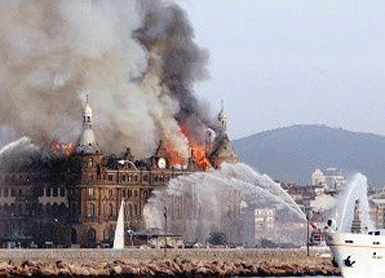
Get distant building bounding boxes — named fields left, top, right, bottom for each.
left=254, top=208, right=275, bottom=229
left=310, top=168, right=347, bottom=193
left=369, top=190, right=385, bottom=229
left=311, top=169, right=326, bottom=187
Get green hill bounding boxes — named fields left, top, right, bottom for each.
left=233, top=124, right=385, bottom=186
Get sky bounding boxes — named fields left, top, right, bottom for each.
left=176, top=0, right=385, bottom=140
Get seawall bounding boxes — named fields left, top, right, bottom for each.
left=0, top=248, right=340, bottom=277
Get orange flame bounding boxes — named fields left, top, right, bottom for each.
left=190, top=140, right=210, bottom=170
left=180, top=125, right=210, bottom=170
left=164, top=140, right=185, bottom=166
left=51, top=141, right=76, bottom=157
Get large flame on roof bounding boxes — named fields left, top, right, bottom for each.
left=51, top=141, right=76, bottom=157
left=163, top=124, right=211, bottom=170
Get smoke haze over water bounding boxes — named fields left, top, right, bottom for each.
left=0, top=0, right=211, bottom=158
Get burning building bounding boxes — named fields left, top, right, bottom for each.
left=0, top=99, right=238, bottom=247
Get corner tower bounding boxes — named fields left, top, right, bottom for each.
left=76, top=96, right=100, bottom=154
left=209, top=102, right=239, bottom=168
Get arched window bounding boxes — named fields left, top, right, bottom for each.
left=87, top=228, right=96, bottom=245
left=88, top=203, right=96, bottom=217
left=60, top=187, right=65, bottom=197
left=71, top=229, right=77, bottom=244
left=53, top=187, right=58, bottom=197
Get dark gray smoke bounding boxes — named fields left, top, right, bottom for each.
left=0, top=0, right=213, bottom=160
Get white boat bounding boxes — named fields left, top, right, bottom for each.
left=325, top=219, right=385, bottom=278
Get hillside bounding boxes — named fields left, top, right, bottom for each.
left=232, top=125, right=385, bottom=186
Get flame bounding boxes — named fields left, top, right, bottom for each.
left=162, top=124, right=211, bottom=170
left=180, top=125, right=210, bottom=170
left=164, top=140, right=185, bottom=166
left=51, top=141, right=76, bottom=157
left=189, top=140, right=210, bottom=170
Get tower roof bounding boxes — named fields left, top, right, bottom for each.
left=218, top=101, right=227, bottom=120
left=84, top=103, right=92, bottom=115
left=76, top=96, right=100, bottom=154
left=77, top=129, right=100, bottom=154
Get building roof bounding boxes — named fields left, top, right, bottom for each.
left=76, top=129, right=100, bottom=154
left=310, top=194, right=336, bottom=211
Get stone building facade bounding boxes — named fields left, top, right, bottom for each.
left=0, top=100, right=239, bottom=247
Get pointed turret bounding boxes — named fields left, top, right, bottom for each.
left=218, top=100, right=227, bottom=134
left=76, top=95, right=100, bottom=154
left=209, top=101, right=239, bottom=168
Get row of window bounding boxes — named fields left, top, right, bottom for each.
left=87, top=188, right=148, bottom=199
left=0, top=188, right=17, bottom=197
left=39, top=187, right=66, bottom=197
left=88, top=173, right=171, bottom=183
left=87, top=202, right=140, bottom=218
left=0, top=202, right=69, bottom=218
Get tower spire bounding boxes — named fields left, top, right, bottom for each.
left=76, top=96, right=100, bottom=154
left=218, top=100, right=227, bottom=134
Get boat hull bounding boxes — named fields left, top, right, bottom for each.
left=326, top=232, right=385, bottom=278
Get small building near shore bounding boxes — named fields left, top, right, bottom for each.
left=149, top=235, right=184, bottom=249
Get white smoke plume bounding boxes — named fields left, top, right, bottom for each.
left=0, top=0, right=211, bottom=159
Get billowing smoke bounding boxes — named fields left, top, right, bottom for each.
left=0, top=0, right=212, bottom=159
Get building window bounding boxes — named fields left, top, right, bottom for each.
left=108, top=175, right=113, bottom=181
left=109, top=203, right=113, bottom=216
left=103, top=230, right=109, bottom=240
left=88, top=188, right=95, bottom=197
left=60, top=188, right=65, bottom=197
left=134, top=175, right=138, bottom=181
left=11, top=189, right=16, bottom=197
left=128, top=190, right=132, bottom=198
left=143, top=175, right=148, bottom=181
left=129, top=204, right=132, bottom=216
left=46, top=188, right=51, bottom=197
left=122, top=190, right=126, bottom=198
left=122, top=175, right=126, bottom=182
left=53, top=187, right=58, bottom=197
left=134, top=190, right=138, bottom=197
left=88, top=203, right=96, bottom=217
left=128, top=175, right=132, bottom=182
left=108, top=189, right=113, bottom=198
left=4, top=188, right=8, bottom=197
